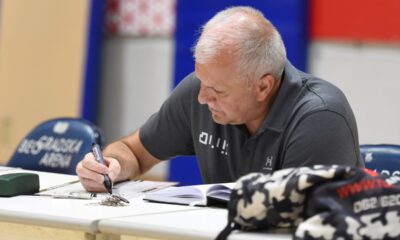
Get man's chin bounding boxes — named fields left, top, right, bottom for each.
left=212, top=115, right=243, bottom=126
left=211, top=114, right=227, bottom=125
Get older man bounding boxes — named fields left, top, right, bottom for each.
left=77, top=6, right=363, bottom=192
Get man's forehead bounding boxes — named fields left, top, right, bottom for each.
left=195, top=62, right=245, bottom=89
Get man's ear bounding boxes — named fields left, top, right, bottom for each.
left=257, top=74, right=276, bottom=101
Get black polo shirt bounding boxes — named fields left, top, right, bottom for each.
left=140, top=62, right=364, bottom=183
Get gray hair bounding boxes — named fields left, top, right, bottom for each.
left=193, top=6, right=287, bottom=81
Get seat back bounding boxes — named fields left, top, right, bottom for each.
left=7, top=117, right=104, bottom=175
left=360, top=144, right=400, bottom=176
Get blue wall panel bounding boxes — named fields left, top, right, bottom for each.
left=81, top=0, right=105, bottom=123
left=169, top=0, right=309, bottom=185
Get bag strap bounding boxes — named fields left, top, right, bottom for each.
left=215, top=221, right=239, bottom=240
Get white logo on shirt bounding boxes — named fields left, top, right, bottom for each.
left=199, top=131, right=228, bottom=156
left=262, top=155, right=273, bottom=171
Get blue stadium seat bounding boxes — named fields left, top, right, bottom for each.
left=360, top=144, right=400, bottom=176
left=7, top=117, right=103, bottom=175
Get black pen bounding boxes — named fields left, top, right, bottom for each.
left=92, top=143, right=113, bottom=194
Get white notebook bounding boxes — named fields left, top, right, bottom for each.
left=143, top=183, right=233, bottom=207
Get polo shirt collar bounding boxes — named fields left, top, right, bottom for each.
left=258, top=61, right=303, bottom=134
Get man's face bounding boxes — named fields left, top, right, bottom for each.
left=195, top=60, right=261, bottom=126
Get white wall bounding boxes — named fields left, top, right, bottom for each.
left=98, top=36, right=174, bottom=179
left=309, top=42, right=400, bottom=144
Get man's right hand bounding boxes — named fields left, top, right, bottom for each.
left=76, top=152, right=121, bottom=193
left=76, top=130, right=161, bottom=192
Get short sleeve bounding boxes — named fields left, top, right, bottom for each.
left=139, top=74, right=197, bottom=160
left=282, top=110, right=363, bottom=169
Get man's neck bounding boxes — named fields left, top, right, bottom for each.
left=245, top=79, right=281, bottom=135
left=245, top=107, right=268, bottom=135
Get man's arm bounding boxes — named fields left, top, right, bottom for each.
left=77, top=74, right=198, bottom=192
left=76, top=130, right=161, bottom=192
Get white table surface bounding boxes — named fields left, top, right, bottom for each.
left=0, top=166, right=19, bottom=172
left=98, top=207, right=292, bottom=240
left=0, top=168, right=198, bottom=233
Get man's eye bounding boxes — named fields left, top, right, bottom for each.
left=214, top=89, right=224, bottom=94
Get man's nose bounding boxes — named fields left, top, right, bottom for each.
left=198, top=86, right=214, bottom=105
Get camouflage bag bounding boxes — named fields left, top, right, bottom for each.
left=216, top=165, right=400, bottom=240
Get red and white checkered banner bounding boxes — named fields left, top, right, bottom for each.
left=105, top=0, right=175, bottom=36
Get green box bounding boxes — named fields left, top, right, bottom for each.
left=0, top=173, right=40, bottom=197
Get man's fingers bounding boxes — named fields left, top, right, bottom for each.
left=79, top=177, right=107, bottom=193
left=76, top=153, right=121, bottom=192
left=76, top=160, right=105, bottom=184
left=104, top=157, right=121, bottom=182
left=81, top=153, right=109, bottom=174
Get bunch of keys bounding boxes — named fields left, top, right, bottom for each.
left=99, top=194, right=130, bottom=207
